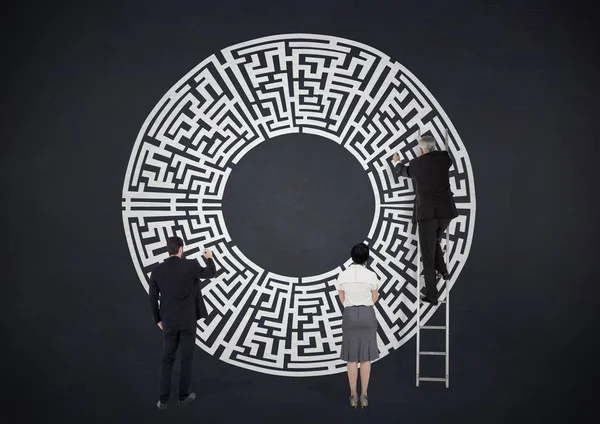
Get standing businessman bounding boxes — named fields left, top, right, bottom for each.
left=149, top=236, right=217, bottom=410
left=392, top=135, right=458, bottom=305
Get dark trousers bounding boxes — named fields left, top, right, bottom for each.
left=159, top=323, right=195, bottom=402
left=418, top=217, right=452, bottom=299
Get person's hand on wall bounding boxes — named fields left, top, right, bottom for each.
left=203, top=249, right=213, bottom=260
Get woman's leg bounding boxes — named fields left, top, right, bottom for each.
left=359, top=361, right=371, bottom=395
left=347, top=361, right=358, bottom=396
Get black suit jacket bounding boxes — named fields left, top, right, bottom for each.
left=149, top=256, right=216, bottom=327
left=393, top=150, right=458, bottom=223
left=194, top=277, right=210, bottom=320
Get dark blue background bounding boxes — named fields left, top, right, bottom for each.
left=222, top=133, right=375, bottom=277
left=2, top=1, right=598, bottom=422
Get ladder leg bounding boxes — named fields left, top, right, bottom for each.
left=444, top=128, right=450, bottom=388
left=446, top=287, right=450, bottom=388
left=416, top=127, right=422, bottom=388
left=416, top=225, right=421, bottom=387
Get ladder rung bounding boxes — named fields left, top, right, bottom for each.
left=420, top=325, right=446, bottom=329
left=418, top=377, right=447, bottom=382
left=419, top=351, right=446, bottom=356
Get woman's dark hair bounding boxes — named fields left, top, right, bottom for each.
left=351, top=243, right=369, bottom=265
left=167, top=236, right=184, bottom=255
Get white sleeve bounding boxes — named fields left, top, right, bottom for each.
left=335, top=272, right=344, bottom=291
left=370, top=272, right=380, bottom=291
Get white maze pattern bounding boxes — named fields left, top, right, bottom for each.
left=122, top=34, right=476, bottom=376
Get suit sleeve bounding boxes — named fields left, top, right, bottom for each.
left=194, top=258, right=216, bottom=280
left=445, top=150, right=453, bottom=169
left=194, top=278, right=204, bottom=320
left=148, top=271, right=161, bottom=324
left=392, top=161, right=411, bottom=178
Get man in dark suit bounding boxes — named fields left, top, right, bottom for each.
left=149, top=236, right=216, bottom=410
left=392, top=135, right=458, bottom=305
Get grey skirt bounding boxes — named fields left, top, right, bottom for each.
left=340, top=305, right=379, bottom=362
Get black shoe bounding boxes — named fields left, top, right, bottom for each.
left=156, top=401, right=167, bottom=410
left=420, top=295, right=439, bottom=306
left=179, top=393, right=196, bottom=406
left=421, top=270, right=449, bottom=280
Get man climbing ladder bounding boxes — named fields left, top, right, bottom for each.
left=391, top=130, right=457, bottom=304
left=391, top=128, right=457, bottom=387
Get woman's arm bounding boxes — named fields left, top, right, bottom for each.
left=371, top=273, right=381, bottom=304
left=338, top=290, right=345, bottom=305
left=371, top=290, right=379, bottom=304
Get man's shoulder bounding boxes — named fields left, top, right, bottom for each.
left=410, top=154, right=428, bottom=166
left=151, top=260, right=166, bottom=273
left=184, top=257, right=200, bottom=266
left=152, top=257, right=197, bottom=270
left=427, top=150, right=449, bottom=160
left=414, top=151, right=449, bottom=165
left=165, top=257, right=200, bottom=271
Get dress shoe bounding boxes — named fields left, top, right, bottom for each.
left=420, top=295, right=439, bottom=305
left=179, top=392, right=196, bottom=406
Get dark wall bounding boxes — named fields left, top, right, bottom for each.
left=2, top=1, right=598, bottom=423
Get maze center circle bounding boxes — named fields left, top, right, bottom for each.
left=222, top=133, right=375, bottom=277
left=122, top=34, right=476, bottom=377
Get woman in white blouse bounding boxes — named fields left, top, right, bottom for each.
left=335, top=243, right=380, bottom=408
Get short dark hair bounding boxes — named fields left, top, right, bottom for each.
left=167, top=236, right=184, bottom=255
left=351, top=243, right=369, bottom=265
